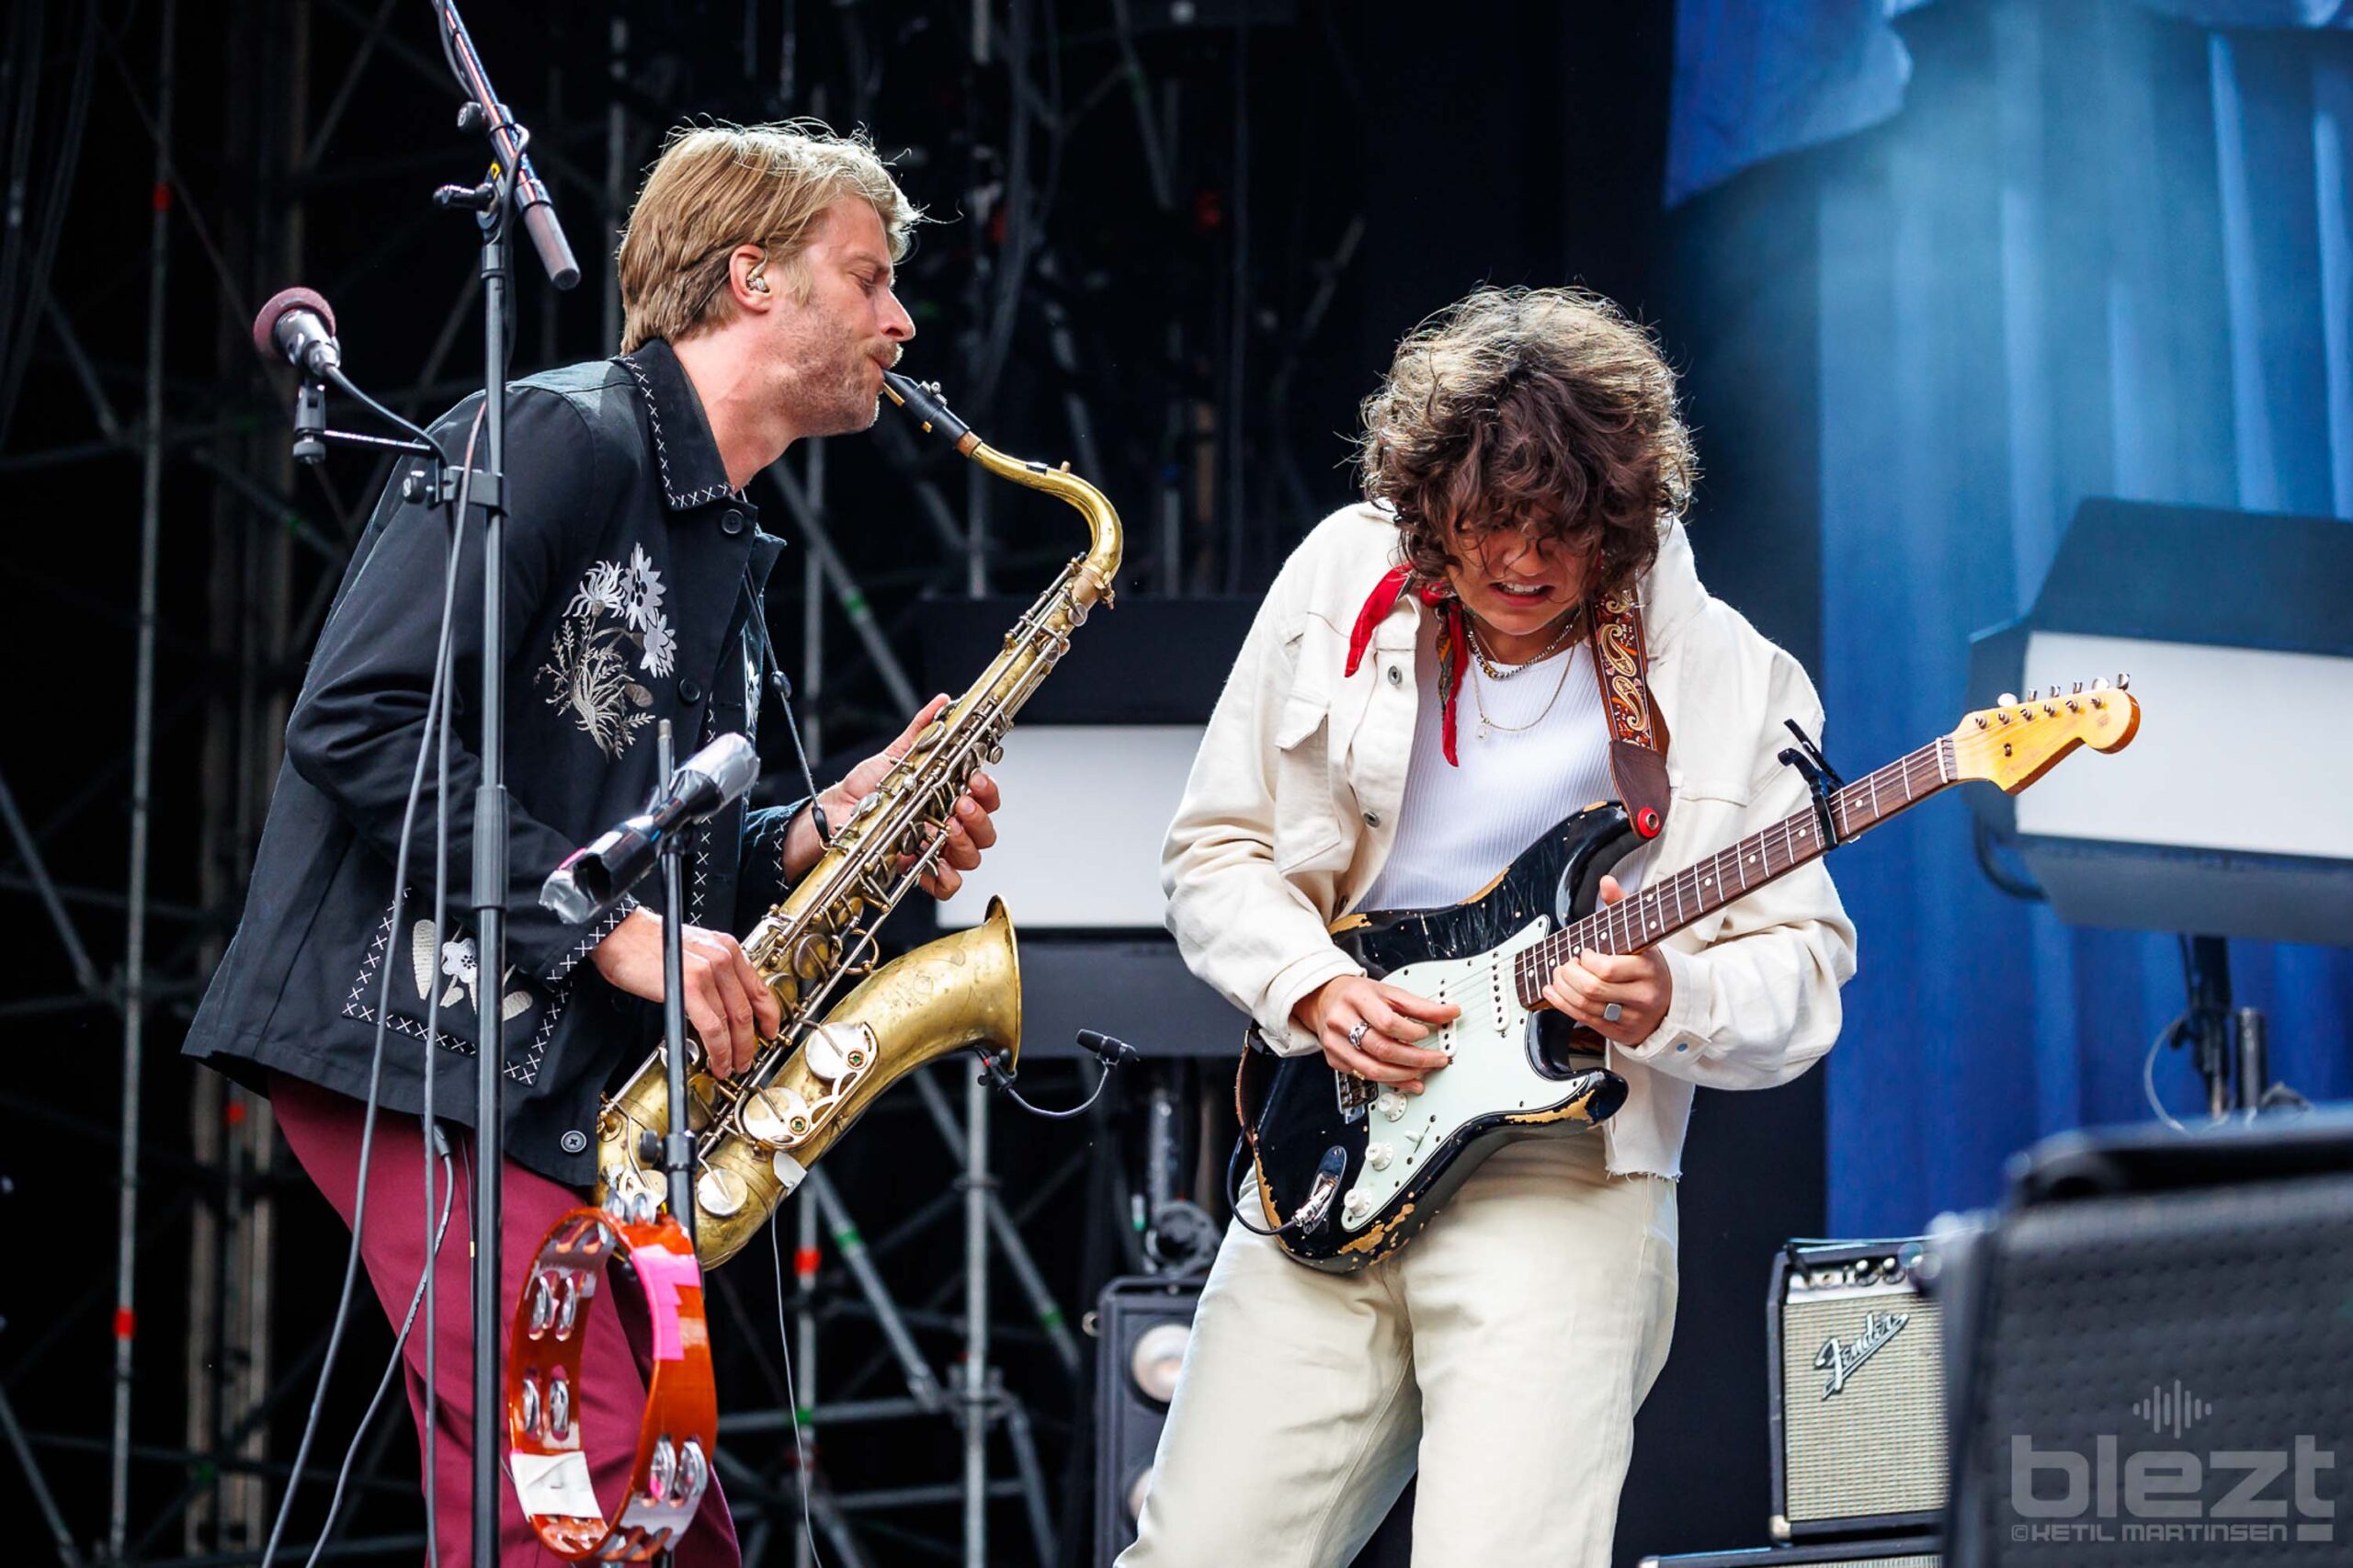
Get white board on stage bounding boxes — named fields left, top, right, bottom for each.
left=2018, top=631, right=2353, bottom=861
left=935, top=724, right=1206, bottom=930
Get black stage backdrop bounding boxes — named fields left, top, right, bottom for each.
left=4, top=2, right=1826, bottom=1562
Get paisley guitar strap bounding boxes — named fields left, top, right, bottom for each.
left=1586, top=587, right=1670, bottom=840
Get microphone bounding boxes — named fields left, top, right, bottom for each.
left=251, top=286, right=342, bottom=379
left=1074, top=1029, right=1141, bottom=1067
left=540, top=733, right=762, bottom=924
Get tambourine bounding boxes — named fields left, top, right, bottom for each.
left=506, top=1202, right=718, bottom=1562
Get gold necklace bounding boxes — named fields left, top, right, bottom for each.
left=1466, top=637, right=1577, bottom=740
left=1466, top=604, right=1583, bottom=680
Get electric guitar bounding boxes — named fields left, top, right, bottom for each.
left=1236, top=679, right=2142, bottom=1272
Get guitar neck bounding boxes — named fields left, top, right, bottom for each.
left=1513, top=736, right=1958, bottom=1006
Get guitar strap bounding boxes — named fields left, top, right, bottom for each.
left=1587, top=587, right=1671, bottom=840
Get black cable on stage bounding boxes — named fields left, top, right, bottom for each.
left=303, top=1134, right=456, bottom=1568
left=415, top=411, right=481, bottom=1568
left=742, top=562, right=832, bottom=845
left=769, top=1221, right=827, bottom=1568
left=260, top=409, right=481, bottom=1568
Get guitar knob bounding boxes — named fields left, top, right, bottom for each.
left=1366, top=1142, right=1393, bottom=1172
left=1343, top=1188, right=1371, bottom=1221
left=1376, top=1091, right=1407, bottom=1122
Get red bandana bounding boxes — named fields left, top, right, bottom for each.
left=1346, top=566, right=1470, bottom=766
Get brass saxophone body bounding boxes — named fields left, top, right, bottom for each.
left=595, top=374, right=1122, bottom=1267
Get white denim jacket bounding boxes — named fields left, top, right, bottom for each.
left=1162, top=504, right=1859, bottom=1178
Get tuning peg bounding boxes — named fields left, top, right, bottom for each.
left=2072, top=681, right=2084, bottom=695
left=2091, top=676, right=2109, bottom=691
left=2116, top=672, right=2131, bottom=690
left=1998, top=692, right=2018, bottom=707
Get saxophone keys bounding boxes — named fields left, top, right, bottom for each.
left=801, top=1022, right=873, bottom=1083
left=788, top=933, right=837, bottom=981
left=696, top=1167, right=749, bottom=1219
left=741, top=1085, right=812, bottom=1146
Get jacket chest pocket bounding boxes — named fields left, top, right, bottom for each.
left=1270, top=686, right=1349, bottom=876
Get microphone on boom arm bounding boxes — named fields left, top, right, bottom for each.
left=540, top=734, right=764, bottom=925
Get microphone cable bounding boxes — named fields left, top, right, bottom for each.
left=260, top=406, right=482, bottom=1568
left=303, top=1128, right=457, bottom=1568
left=972, top=1029, right=1138, bottom=1120
left=768, top=1221, right=828, bottom=1568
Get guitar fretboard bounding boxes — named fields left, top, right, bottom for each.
left=1510, top=736, right=1956, bottom=1006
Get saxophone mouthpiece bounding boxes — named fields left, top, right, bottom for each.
left=881, top=370, right=973, bottom=445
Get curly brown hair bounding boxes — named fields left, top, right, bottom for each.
left=1356, top=285, right=1696, bottom=601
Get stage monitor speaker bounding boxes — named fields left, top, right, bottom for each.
left=1094, top=1275, right=1199, bottom=1566
left=1641, top=1537, right=1941, bottom=1567
left=1941, top=1113, right=2353, bottom=1567
left=1770, top=1239, right=1945, bottom=1541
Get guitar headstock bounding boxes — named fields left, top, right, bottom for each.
left=1950, top=676, right=2142, bottom=793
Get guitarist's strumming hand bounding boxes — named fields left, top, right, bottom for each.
left=1541, top=875, right=1673, bottom=1044
left=1293, top=974, right=1460, bottom=1095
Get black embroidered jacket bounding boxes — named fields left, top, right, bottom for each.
left=184, top=339, right=807, bottom=1185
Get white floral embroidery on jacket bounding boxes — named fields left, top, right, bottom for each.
left=536, top=551, right=676, bottom=756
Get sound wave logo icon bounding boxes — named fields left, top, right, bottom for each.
left=2133, top=1380, right=2212, bottom=1439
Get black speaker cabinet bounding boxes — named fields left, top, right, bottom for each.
left=1641, top=1537, right=1941, bottom=1567
left=1770, top=1239, right=1946, bottom=1540
left=1944, top=1113, right=2353, bottom=1567
left=1094, top=1274, right=1200, bottom=1566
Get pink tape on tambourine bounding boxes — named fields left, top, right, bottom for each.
left=631, top=1246, right=701, bottom=1363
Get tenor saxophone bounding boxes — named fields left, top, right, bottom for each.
left=595, top=373, right=1123, bottom=1267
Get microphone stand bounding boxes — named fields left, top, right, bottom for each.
left=654, top=723, right=699, bottom=1238
left=420, top=5, right=577, bottom=1560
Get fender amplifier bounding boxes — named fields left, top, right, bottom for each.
left=1770, top=1239, right=1945, bottom=1540
left=1640, top=1538, right=1940, bottom=1567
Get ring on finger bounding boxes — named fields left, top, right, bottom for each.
left=1346, top=1020, right=1370, bottom=1049
left=1601, top=1001, right=1624, bottom=1024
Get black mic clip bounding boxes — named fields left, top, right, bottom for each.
left=292, top=380, right=328, bottom=466
left=1776, top=719, right=1847, bottom=850
left=434, top=178, right=499, bottom=215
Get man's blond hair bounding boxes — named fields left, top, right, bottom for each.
left=617, top=120, right=919, bottom=354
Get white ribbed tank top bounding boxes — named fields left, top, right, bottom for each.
left=1358, top=632, right=1621, bottom=913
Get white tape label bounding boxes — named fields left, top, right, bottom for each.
left=509, top=1449, right=600, bottom=1519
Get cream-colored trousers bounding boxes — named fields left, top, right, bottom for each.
left=1119, top=1132, right=1678, bottom=1568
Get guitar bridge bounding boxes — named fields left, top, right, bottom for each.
left=1336, top=1071, right=1375, bottom=1124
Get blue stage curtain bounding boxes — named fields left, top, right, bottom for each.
left=1676, top=0, right=2353, bottom=1235
left=1670, top=0, right=2353, bottom=208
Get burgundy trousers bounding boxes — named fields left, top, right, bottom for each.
left=273, top=1073, right=741, bottom=1567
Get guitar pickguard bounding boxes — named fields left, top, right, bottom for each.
left=1335, top=916, right=1557, bottom=1231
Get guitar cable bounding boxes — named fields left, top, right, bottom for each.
left=1222, top=1137, right=1323, bottom=1240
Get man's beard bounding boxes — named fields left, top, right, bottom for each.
left=779, top=321, right=882, bottom=437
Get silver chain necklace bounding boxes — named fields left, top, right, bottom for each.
left=1465, top=603, right=1583, bottom=680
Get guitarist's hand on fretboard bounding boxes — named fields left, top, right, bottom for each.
left=1293, top=973, right=1460, bottom=1094
left=1538, top=875, right=1674, bottom=1046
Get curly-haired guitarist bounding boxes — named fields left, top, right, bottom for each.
left=1127, top=286, right=1857, bottom=1567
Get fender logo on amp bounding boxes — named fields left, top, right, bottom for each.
left=1813, top=1308, right=1910, bottom=1399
